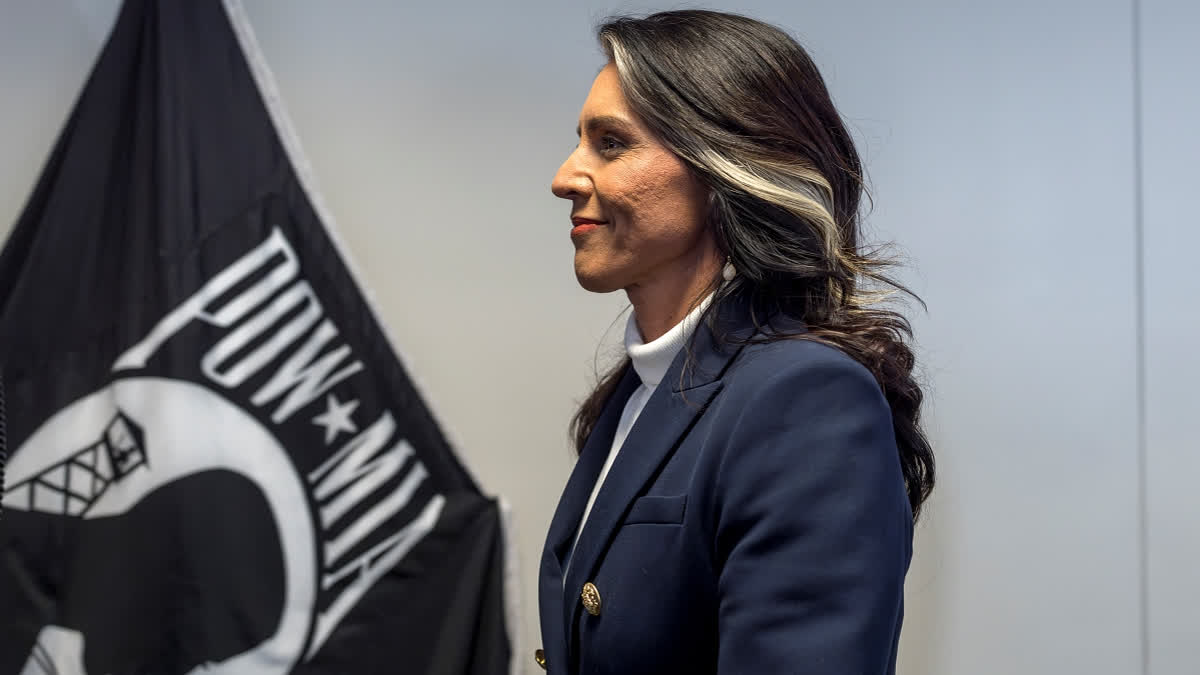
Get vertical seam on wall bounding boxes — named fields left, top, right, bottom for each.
left=1132, top=0, right=1149, bottom=673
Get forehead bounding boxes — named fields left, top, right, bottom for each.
left=579, top=63, right=630, bottom=119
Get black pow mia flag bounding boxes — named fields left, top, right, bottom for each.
left=0, top=1, right=513, bottom=673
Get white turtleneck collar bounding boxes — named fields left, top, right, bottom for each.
left=564, top=289, right=720, bottom=578
left=624, top=292, right=716, bottom=389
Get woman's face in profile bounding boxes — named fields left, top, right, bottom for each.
left=552, top=63, right=713, bottom=294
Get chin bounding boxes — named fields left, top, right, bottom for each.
left=574, top=263, right=626, bottom=294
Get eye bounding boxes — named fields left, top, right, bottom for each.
left=598, top=135, right=626, bottom=154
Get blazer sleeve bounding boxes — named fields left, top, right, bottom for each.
left=711, top=347, right=913, bottom=675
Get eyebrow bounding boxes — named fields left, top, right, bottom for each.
left=576, top=115, right=636, bottom=138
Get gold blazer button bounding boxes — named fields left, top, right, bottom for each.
left=534, top=648, right=547, bottom=670
left=581, top=582, right=602, bottom=616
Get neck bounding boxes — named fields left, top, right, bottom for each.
left=626, top=247, right=722, bottom=342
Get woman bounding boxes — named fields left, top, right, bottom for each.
left=538, top=10, right=934, bottom=675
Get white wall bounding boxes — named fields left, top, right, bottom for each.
left=0, top=2, right=1193, bottom=674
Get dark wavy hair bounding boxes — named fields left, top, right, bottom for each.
left=569, top=10, right=935, bottom=521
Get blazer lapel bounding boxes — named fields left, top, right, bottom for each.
left=544, top=366, right=641, bottom=568
left=539, top=365, right=639, bottom=672
left=559, top=317, right=747, bottom=640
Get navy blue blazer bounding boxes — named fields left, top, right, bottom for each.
left=537, top=309, right=913, bottom=674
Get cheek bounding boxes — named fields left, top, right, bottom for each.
left=605, top=160, right=707, bottom=244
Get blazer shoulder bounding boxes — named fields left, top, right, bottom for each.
left=723, top=336, right=883, bottom=400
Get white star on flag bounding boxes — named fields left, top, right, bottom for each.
left=312, top=394, right=360, bottom=444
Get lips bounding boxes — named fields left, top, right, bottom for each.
left=570, top=223, right=601, bottom=237
left=571, top=217, right=606, bottom=227
left=570, top=217, right=607, bottom=238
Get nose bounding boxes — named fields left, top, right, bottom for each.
left=551, top=147, right=591, bottom=201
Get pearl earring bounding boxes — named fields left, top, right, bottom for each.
left=722, top=257, right=737, bottom=282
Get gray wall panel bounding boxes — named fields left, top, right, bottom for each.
left=1142, top=1, right=1200, bottom=673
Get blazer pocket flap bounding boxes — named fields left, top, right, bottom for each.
left=624, top=494, right=687, bottom=525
